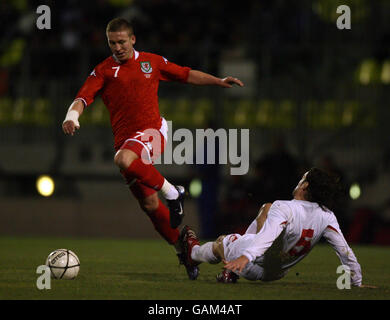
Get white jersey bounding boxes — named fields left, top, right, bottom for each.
left=223, top=199, right=362, bottom=285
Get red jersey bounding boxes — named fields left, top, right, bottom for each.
left=75, top=50, right=191, bottom=150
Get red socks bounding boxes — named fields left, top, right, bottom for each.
left=124, top=159, right=179, bottom=244
left=147, top=200, right=180, bottom=244
left=124, top=158, right=164, bottom=190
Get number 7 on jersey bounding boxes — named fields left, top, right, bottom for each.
left=112, top=66, right=120, bottom=78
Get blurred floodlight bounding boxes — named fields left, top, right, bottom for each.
left=36, top=175, right=55, bottom=197
left=349, top=183, right=361, bottom=200
left=359, top=60, right=374, bottom=85
left=381, top=61, right=390, bottom=84
left=189, top=179, right=202, bottom=198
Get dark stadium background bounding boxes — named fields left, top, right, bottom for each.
left=1, top=0, right=389, bottom=246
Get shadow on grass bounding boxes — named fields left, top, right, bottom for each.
left=119, top=272, right=192, bottom=282
left=119, top=271, right=327, bottom=289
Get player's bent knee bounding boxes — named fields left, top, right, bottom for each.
left=114, top=149, right=138, bottom=170
left=256, top=202, right=272, bottom=220
left=212, top=235, right=226, bottom=261
left=255, top=202, right=273, bottom=233
left=113, top=151, right=128, bottom=169
left=260, top=202, right=272, bottom=212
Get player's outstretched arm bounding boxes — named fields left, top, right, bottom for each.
left=62, top=99, right=84, bottom=136
left=187, top=70, right=244, bottom=88
left=323, top=222, right=363, bottom=287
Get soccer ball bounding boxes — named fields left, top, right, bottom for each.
left=46, top=249, right=80, bottom=280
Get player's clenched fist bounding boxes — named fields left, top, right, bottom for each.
left=221, top=76, right=244, bottom=88
left=62, top=100, right=83, bottom=136
left=62, top=120, right=79, bottom=136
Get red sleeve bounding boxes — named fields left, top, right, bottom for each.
left=158, top=56, right=191, bottom=83
left=75, top=66, right=105, bottom=107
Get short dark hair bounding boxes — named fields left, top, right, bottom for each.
left=305, top=167, right=342, bottom=212
left=106, top=18, right=134, bottom=35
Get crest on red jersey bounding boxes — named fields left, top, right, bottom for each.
left=140, top=61, right=153, bottom=74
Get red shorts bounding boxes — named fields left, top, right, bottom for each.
left=118, top=118, right=168, bottom=200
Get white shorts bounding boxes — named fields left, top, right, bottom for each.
left=223, top=233, right=288, bottom=281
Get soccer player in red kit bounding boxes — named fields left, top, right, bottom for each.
left=62, top=18, right=244, bottom=280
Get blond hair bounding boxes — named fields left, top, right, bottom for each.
left=106, top=18, right=134, bottom=36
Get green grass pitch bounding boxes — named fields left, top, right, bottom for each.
left=0, top=236, right=389, bottom=300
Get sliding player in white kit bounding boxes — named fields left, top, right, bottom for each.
left=180, top=167, right=374, bottom=287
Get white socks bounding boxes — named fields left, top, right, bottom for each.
left=160, top=179, right=179, bottom=200
left=191, top=242, right=220, bottom=264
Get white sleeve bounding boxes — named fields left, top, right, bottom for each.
left=242, top=201, right=291, bottom=262
left=323, top=216, right=362, bottom=286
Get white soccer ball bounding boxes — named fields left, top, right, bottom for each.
left=46, top=249, right=80, bottom=280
